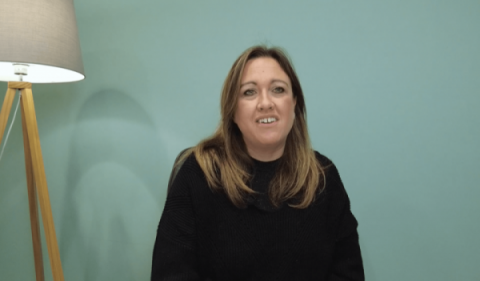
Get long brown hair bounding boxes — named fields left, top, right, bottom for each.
left=179, top=45, right=325, bottom=209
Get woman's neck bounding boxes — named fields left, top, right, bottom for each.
left=246, top=144, right=285, bottom=162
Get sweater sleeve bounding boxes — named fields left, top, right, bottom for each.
left=151, top=156, right=201, bottom=281
left=320, top=156, right=365, bottom=281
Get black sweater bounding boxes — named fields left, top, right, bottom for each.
left=151, top=152, right=364, bottom=280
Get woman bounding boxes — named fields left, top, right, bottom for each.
left=151, top=46, right=364, bottom=280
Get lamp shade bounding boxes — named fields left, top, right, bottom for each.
left=0, top=0, right=85, bottom=83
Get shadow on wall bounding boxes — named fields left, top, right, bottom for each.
left=58, top=89, right=167, bottom=280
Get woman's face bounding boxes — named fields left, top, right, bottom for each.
left=234, top=57, right=296, bottom=160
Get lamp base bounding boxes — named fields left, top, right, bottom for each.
left=0, top=82, right=64, bottom=281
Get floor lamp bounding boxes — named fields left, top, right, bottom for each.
left=0, top=1, right=85, bottom=280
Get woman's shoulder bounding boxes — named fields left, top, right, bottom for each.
left=313, top=150, right=334, bottom=168
left=171, top=148, right=204, bottom=171
left=167, top=148, right=204, bottom=195
left=312, top=150, right=347, bottom=197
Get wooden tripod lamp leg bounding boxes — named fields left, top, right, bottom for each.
left=0, top=87, right=16, bottom=144
left=19, top=85, right=65, bottom=281
left=21, top=95, right=45, bottom=281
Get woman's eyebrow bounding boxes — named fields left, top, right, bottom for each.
left=240, top=81, right=256, bottom=87
left=271, top=79, right=290, bottom=86
left=241, top=79, right=289, bottom=87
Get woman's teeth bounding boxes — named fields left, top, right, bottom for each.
left=258, top=118, right=276, bottom=124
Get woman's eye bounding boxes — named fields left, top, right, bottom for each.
left=243, top=89, right=255, bottom=96
left=273, top=87, right=285, bottom=93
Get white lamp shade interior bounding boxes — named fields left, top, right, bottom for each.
left=0, top=62, right=84, bottom=83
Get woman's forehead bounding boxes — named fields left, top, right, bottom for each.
left=241, top=57, right=290, bottom=84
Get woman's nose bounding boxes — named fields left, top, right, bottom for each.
left=257, top=91, right=273, bottom=111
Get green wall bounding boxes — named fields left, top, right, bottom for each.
left=1, top=0, right=479, bottom=280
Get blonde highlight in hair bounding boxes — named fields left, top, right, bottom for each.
left=179, top=45, right=326, bottom=209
